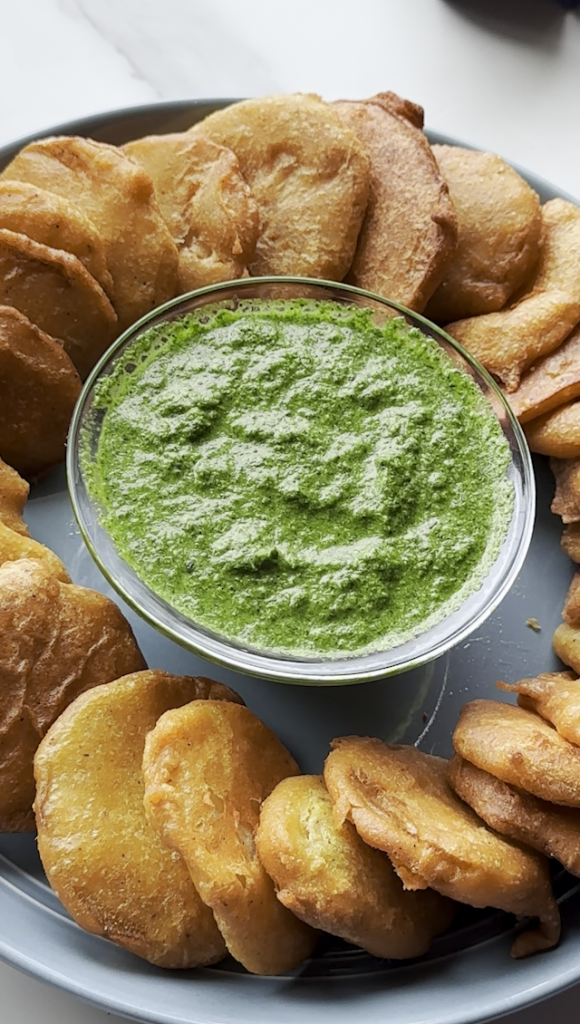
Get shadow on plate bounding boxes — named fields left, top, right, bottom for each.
left=443, top=0, right=567, bottom=49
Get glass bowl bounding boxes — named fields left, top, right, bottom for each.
left=67, top=277, right=535, bottom=685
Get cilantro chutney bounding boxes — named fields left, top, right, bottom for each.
left=88, top=298, right=513, bottom=659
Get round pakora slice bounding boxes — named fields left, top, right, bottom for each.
left=324, top=737, right=560, bottom=957
left=0, top=180, right=114, bottom=298
left=335, top=92, right=457, bottom=312
left=453, top=699, right=580, bottom=807
left=448, top=754, right=580, bottom=877
left=0, top=558, right=145, bottom=831
left=425, top=146, right=541, bottom=323
left=143, top=700, right=317, bottom=975
left=1, top=136, right=178, bottom=332
left=0, top=457, right=29, bottom=535
left=0, top=305, right=81, bottom=478
left=498, top=672, right=580, bottom=747
left=123, top=132, right=259, bottom=293
left=35, top=671, right=241, bottom=967
left=190, top=94, right=369, bottom=280
left=0, top=229, right=117, bottom=380
left=256, top=774, right=455, bottom=959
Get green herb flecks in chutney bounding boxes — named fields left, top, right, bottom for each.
left=87, top=299, right=513, bottom=658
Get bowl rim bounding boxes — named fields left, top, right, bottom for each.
left=67, top=275, right=535, bottom=684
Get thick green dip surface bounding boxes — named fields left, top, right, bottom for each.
left=87, top=298, right=513, bottom=658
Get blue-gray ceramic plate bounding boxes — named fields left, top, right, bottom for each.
left=0, top=101, right=579, bottom=1024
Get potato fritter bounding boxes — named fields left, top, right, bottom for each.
left=426, top=146, right=541, bottom=322
left=0, top=457, right=29, bottom=535
left=0, top=306, right=81, bottom=478
left=525, top=400, right=580, bottom=458
left=0, top=558, right=145, bottom=831
left=334, top=92, right=457, bottom=312
left=446, top=199, right=580, bottom=391
left=498, top=672, right=580, bottom=746
left=0, top=180, right=113, bottom=299
left=143, top=700, right=317, bottom=975
left=454, top=699, right=580, bottom=806
left=123, top=132, right=259, bottom=293
left=190, top=94, right=369, bottom=281
left=34, top=671, right=241, bottom=967
left=553, top=622, right=580, bottom=675
left=256, top=774, right=455, bottom=959
left=323, top=737, right=559, bottom=957
left=562, top=523, right=580, bottom=563
left=447, top=754, right=580, bottom=876
left=510, top=323, right=580, bottom=424
left=0, top=229, right=117, bottom=380
left=551, top=457, right=580, bottom=523
left=563, top=573, right=580, bottom=626
left=1, top=136, right=179, bottom=332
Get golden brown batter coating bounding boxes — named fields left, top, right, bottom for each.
left=143, top=700, right=317, bottom=974
left=34, top=671, right=240, bottom=967
left=0, top=457, right=29, bottom=535
left=498, top=671, right=580, bottom=745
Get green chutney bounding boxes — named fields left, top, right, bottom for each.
left=87, top=298, right=513, bottom=658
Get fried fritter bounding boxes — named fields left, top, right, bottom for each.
left=123, top=132, right=259, bottom=293
left=190, top=94, right=369, bottom=281
left=447, top=754, right=580, bottom=877
left=0, top=180, right=113, bottom=298
left=453, top=699, right=580, bottom=807
left=34, top=671, right=242, bottom=967
left=509, top=323, right=580, bottom=424
left=334, top=93, right=457, bottom=312
left=525, top=400, right=580, bottom=458
left=551, top=457, right=580, bottom=523
left=143, top=700, right=317, bottom=975
left=256, top=774, right=455, bottom=959
left=323, top=737, right=559, bottom=957
left=563, top=573, right=580, bottom=626
left=498, top=672, right=580, bottom=746
left=446, top=199, right=580, bottom=391
left=0, top=306, right=81, bottom=477
left=553, top=622, right=580, bottom=674
left=425, top=146, right=541, bottom=322
left=1, top=136, right=178, bottom=332
left=0, top=457, right=29, bottom=535
left=562, top=523, right=580, bottom=563
left=0, top=558, right=145, bottom=831
left=0, top=522, right=69, bottom=581
left=0, top=229, right=117, bottom=380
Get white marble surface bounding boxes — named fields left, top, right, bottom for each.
left=1, top=0, right=580, bottom=1021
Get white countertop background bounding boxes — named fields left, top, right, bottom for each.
left=1, top=0, right=580, bottom=1020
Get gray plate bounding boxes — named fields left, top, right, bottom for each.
left=0, top=101, right=579, bottom=1024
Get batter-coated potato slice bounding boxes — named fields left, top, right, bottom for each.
left=256, top=774, right=455, bottom=959
left=0, top=180, right=113, bottom=298
left=35, top=671, right=242, bottom=967
left=426, top=146, right=541, bottom=322
left=553, top=622, right=580, bottom=675
left=323, top=737, right=559, bottom=957
left=453, top=699, right=580, bottom=807
left=525, top=400, right=580, bottom=458
left=335, top=93, right=457, bottom=312
left=0, top=457, right=29, bottom=535
left=551, top=457, right=580, bottom=523
left=0, top=306, right=81, bottom=478
left=0, top=522, right=69, bottom=581
left=1, top=136, right=178, bottom=332
left=498, top=671, right=580, bottom=745
left=0, top=229, right=117, bottom=380
left=447, top=199, right=580, bottom=391
left=509, top=323, right=580, bottom=424
left=190, top=94, right=369, bottom=281
left=143, top=700, right=317, bottom=975
left=123, top=133, right=259, bottom=293
left=447, top=754, right=580, bottom=877
left=562, top=523, right=580, bottom=563
left=563, top=573, right=580, bottom=626
left=0, top=558, right=145, bottom=831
